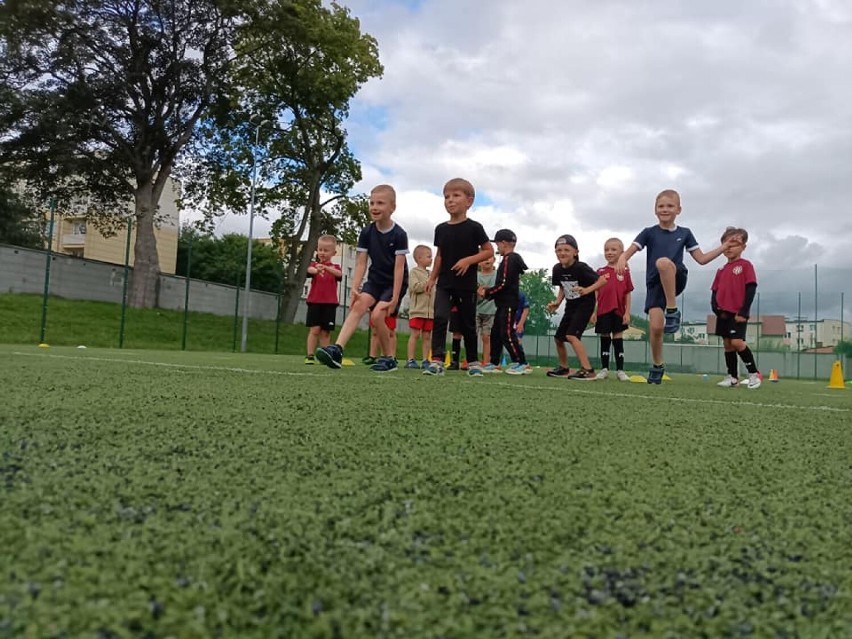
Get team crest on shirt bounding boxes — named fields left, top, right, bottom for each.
left=616, top=274, right=624, bottom=282
left=733, top=265, right=743, bottom=275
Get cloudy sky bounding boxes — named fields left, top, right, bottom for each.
left=220, top=0, right=852, bottom=318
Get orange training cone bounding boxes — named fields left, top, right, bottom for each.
left=827, top=361, right=846, bottom=390
left=769, top=368, right=779, bottom=383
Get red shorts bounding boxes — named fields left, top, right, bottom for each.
left=370, top=316, right=397, bottom=331
left=409, top=317, right=434, bottom=331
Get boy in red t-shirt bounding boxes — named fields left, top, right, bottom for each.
left=591, top=238, right=634, bottom=381
left=712, top=227, right=760, bottom=389
left=304, top=235, right=342, bottom=364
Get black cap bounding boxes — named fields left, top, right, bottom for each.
left=555, top=234, right=578, bottom=250
left=491, top=229, right=517, bottom=243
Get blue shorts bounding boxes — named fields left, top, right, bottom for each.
left=361, top=280, right=408, bottom=316
left=644, top=268, right=687, bottom=313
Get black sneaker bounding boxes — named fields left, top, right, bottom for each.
left=316, top=344, right=343, bottom=369
left=370, top=357, right=398, bottom=373
left=546, top=366, right=572, bottom=378
left=647, top=364, right=664, bottom=384
left=361, top=356, right=376, bottom=366
left=447, top=361, right=460, bottom=371
left=568, top=368, right=596, bottom=380
left=664, top=309, right=681, bottom=334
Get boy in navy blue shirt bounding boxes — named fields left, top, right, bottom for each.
left=316, top=185, right=408, bottom=372
left=616, top=189, right=731, bottom=384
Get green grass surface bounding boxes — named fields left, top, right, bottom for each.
left=2, top=345, right=852, bottom=637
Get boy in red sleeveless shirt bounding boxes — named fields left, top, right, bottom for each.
left=591, top=238, right=634, bottom=381
left=712, top=227, right=760, bottom=389
left=304, top=235, right=342, bottom=364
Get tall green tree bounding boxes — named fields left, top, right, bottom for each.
left=176, top=227, right=282, bottom=293
left=181, top=0, right=382, bottom=323
left=0, top=186, right=42, bottom=249
left=520, top=269, right=556, bottom=336
left=0, top=0, right=236, bottom=307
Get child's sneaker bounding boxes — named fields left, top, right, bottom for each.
left=404, top=358, right=420, bottom=369
left=505, top=363, right=527, bottom=375
left=481, top=363, right=500, bottom=373
left=595, top=368, right=609, bottom=380
left=546, top=366, right=571, bottom=378
left=447, top=361, right=460, bottom=371
left=422, top=361, right=445, bottom=376
left=361, top=356, right=376, bottom=366
left=467, top=362, right=483, bottom=377
left=304, top=355, right=315, bottom=365
left=568, top=368, right=596, bottom=380
left=370, top=357, right=398, bottom=372
left=421, top=359, right=430, bottom=370
left=717, top=375, right=739, bottom=388
left=664, top=309, right=681, bottom=334
left=316, top=344, right=343, bottom=369
left=616, top=370, right=630, bottom=382
left=647, top=364, right=664, bottom=384
left=747, top=372, right=761, bottom=389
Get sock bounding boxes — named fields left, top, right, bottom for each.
left=666, top=306, right=678, bottom=313
left=738, top=347, right=758, bottom=374
left=451, top=338, right=461, bottom=364
left=613, top=338, right=625, bottom=371
left=599, top=336, right=612, bottom=369
left=725, top=351, right=738, bottom=377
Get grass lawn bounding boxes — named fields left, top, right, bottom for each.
left=2, top=345, right=851, bottom=637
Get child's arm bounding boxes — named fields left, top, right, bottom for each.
left=615, top=243, right=640, bottom=274
left=325, top=263, right=343, bottom=280
left=576, top=275, right=608, bottom=297
left=515, top=306, right=529, bottom=335
left=307, top=263, right=318, bottom=276
left=349, top=251, right=368, bottom=307
left=387, top=254, right=407, bottom=312
left=426, top=249, right=441, bottom=293
left=451, top=243, right=494, bottom=277
left=735, top=283, right=758, bottom=323
left=409, top=268, right=428, bottom=294
left=546, top=287, right=564, bottom=314
left=690, top=235, right=737, bottom=265
left=623, top=291, right=632, bottom=325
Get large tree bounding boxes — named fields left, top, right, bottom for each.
left=0, top=0, right=235, bottom=307
left=520, top=269, right=557, bottom=336
left=182, top=0, right=381, bottom=323
left=0, top=186, right=42, bottom=249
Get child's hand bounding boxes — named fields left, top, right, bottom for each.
left=349, top=289, right=361, bottom=309
left=477, top=286, right=486, bottom=298
left=615, top=255, right=627, bottom=275
left=734, top=314, right=748, bottom=323
left=546, top=301, right=558, bottom=314
left=589, top=313, right=597, bottom=326
left=622, top=312, right=631, bottom=326
left=451, top=258, right=472, bottom=276
left=574, top=285, right=588, bottom=296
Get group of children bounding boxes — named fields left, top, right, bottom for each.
left=305, top=181, right=761, bottom=388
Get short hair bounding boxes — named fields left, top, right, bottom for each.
left=721, top=226, right=748, bottom=243
left=443, top=177, right=475, bottom=200
left=604, top=237, right=624, bottom=250
left=371, top=184, right=396, bottom=202
left=318, top=234, right=337, bottom=246
left=413, top=244, right=431, bottom=259
left=655, top=189, right=681, bottom=205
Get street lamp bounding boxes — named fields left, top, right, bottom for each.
left=240, top=117, right=270, bottom=353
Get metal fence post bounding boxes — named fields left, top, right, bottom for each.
left=181, top=231, right=192, bottom=351
left=119, top=217, right=132, bottom=348
left=38, top=198, right=56, bottom=345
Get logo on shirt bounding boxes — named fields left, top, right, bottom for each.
left=616, top=274, right=624, bottom=282
left=733, top=265, right=743, bottom=275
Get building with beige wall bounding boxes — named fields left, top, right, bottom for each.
left=46, top=179, right=181, bottom=274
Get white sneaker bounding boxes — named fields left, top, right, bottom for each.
left=505, top=363, right=527, bottom=375
left=595, top=368, right=609, bottom=380
left=616, top=370, right=630, bottom=382
left=747, top=372, right=761, bottom=389
left=717, top=375, right=739, bottom=388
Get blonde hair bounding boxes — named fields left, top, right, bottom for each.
left=371, top=184, right=396, bottom=202
left=604, top=237, right=624, bottom=250
left=655, top=189, right=681, bottom=205
left=413, top=244, right=431, bottom=260
left=318, top=234, right=337, bottom=246
left=443, top=177, right=475, bottom=199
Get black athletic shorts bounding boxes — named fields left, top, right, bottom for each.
left=306, top=303, right=337, bottom=331
left=595, top=310, right=628, bottom=334
left=714, top=312, right=747, bottom=340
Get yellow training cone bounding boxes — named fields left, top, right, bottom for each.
left=38, top=343, right=49, bottom=348
left=827, top=360, right=846, bottom=389
left=341, top=358, right=355, bottom=366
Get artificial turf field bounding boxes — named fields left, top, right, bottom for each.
left=2, top=345, right=851, bottom=638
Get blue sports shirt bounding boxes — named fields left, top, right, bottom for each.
left=632, top=225, right=699, bottom=283
left=357, top=222, right=409, bottom=288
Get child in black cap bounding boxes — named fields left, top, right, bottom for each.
left=545, top=234, right=607, bottom=379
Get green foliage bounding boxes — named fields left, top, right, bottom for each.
left=176, top=227, right=283, bottom=293
left=0, top=186, right=41, bottom=248
left=835, top=340, right=852, bottom=357
left=2, top=346, right=851, bottom=635
left=181, top=0, right=383, bottom=322
left=520, top=269, right=556, bottom=336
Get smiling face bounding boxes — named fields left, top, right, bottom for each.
left=316, top=239, right=336, bottom=262
left=603, top=239, right=624, bottom=266
left=555, top=243, right=577, bottom=265
left=654, top=193, right=682, bottom=228
left=369, top=186, right=396, bottom=224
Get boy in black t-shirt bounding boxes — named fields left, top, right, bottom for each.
left=423, top=178, right=494, bottom=376
left=545, top=234, right=607, bottom=380
left=479, top=229, right=529, bottom=375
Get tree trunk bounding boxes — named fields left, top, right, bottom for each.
left=278, top=186, right=324, bottom=324
left=128, top=181, right=161, bottom=308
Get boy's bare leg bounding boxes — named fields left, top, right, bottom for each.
left=555, top=340, right=569, bottom=369
left=318, top=329, right=331, bottom=348
left=656, top=258, right=677, bottom=308
left=335, top=294, right=374, bottom=349
left=307, top=326, right=320, bottom=354
left=482, top=334, right=491, bottom=366
left=371, top=308, right=392, bottom=356
left=648, top=307, right=664, bottom=364
left=421, top=331, right=432, bottom=361
left=567, top=336, right=593, bottom=370
left=407, top=329, right=420, bottom=360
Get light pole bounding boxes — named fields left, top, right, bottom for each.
left=240, top=117, right=269, bottom=353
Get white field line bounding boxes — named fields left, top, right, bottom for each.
left=11, top=351, right=849, bottom=413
